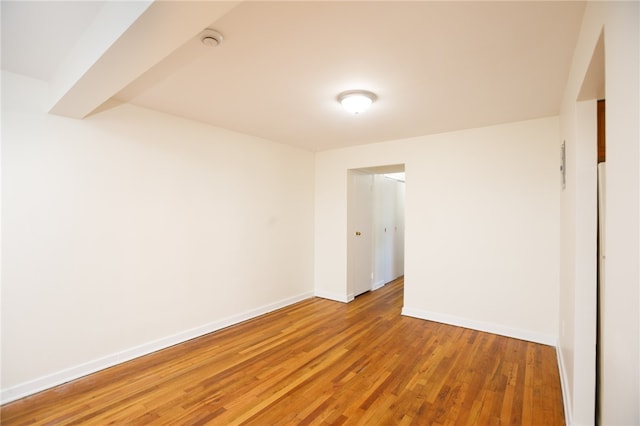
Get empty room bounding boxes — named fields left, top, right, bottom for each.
left=1, top=1, right=638, bottom=425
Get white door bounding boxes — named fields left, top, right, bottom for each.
left=598, top=163, right=606, bottom=288
left=374, top=175, right=396, bottom=286
left=393, top=179, right=405, bottom=278
left=348, top=171, right=373, bottom=298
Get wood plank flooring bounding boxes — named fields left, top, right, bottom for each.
left=1, top=278, right=565, bottom=425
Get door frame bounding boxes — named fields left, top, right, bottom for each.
left=347, top=164, right=405, bottom=301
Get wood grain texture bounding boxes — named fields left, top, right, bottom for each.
left=1, top=278, right=565, bottom=425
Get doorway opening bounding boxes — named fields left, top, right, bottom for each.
left=576, top=29, right=604, bottom=425
left=595, top=98, right=605, bottom=425
left=347, top=164, right=405, bottom=301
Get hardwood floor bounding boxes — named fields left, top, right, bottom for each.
left=1, top=278, right=565, bottom=425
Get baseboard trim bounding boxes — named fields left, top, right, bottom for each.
left=401, top=307, right=557, bottom=346
left=1, top=291, right=314, bottom=405
left=372, top=280, right=386, bottom=291
left=314, top=290, right=350, bottom=303
left=556, top=345, right=573, bottom=426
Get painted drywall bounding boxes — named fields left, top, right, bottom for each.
left=558, top=2, right=639, bottom=425
left=1, top=71, right=315, bottom=402
left=315, top=117, right=560, bottom=344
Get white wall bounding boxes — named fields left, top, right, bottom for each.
left=1, top=71, right=316, bottom=402
left=315, top=117, right=560, bottom=344
left=558, top=2, right=640, bottom=425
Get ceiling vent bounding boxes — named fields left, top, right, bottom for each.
left=200, top=29, right=224, bottom=47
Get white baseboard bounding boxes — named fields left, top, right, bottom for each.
left=315, top=289, right=350, bottom=303
left=1, top=291, right=314, bottom=405
left=556, top=345, right=573, bottom=426
left=401, top=306, right=558, bottom=346
left=372, top=280, right=386, bottom=291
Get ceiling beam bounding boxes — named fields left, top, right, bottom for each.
left=48, top=0, right=239, bottom=119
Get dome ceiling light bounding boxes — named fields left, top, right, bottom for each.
left=338, top=90, right=377, bottom=114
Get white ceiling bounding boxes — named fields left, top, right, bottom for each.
left=1, top=1, right=105, bottom=81
left=1, top=1, right=585, bottom=151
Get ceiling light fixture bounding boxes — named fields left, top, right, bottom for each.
left=200, top=29, right=224, bottom=47
left=338, top=90, right=377, bottom=114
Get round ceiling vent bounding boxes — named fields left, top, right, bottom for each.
left=200, top=29, right=224, bottom=47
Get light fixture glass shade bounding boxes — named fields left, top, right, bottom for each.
left=338, top=90, right=376, bottom=114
